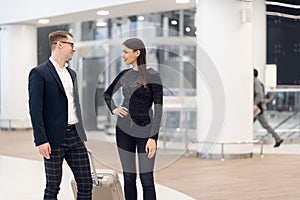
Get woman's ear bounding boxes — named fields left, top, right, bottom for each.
left=135, top=50, right=140, bottom=57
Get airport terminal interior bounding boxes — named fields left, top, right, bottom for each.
left=1, top=0, right=300, bottom=199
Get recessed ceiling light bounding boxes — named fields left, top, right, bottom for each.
left=96, top=10, right=110, bottom=16
left=38, top=19, right=50, bottom=24
left=138, top=16, right=145, bottom=21
left=96, top=21, right=107, bottom=27
left=176, top=0, right=190, bottom=3
left=171, top=20, right=178, bottom=25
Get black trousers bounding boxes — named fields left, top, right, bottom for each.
left=116, top=126, right=156, bottom=200
left=43, top=128, right=92, bottom=200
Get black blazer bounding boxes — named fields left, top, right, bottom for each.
left=28, top=60, right=86, bottom=146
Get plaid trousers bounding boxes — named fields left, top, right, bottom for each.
left=43, top=128, right=92, bottom=200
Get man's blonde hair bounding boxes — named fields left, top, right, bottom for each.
left=48, top=30, right=73, bottom=50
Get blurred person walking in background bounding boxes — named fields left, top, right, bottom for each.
left=253, top=68, right=284, bottom=148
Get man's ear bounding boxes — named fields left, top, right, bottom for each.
left=56, top=41, right=63, bottom=49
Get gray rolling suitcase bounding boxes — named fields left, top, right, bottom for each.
left=71, top=150, right=124, bottom=200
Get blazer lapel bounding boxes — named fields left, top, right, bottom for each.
left=66, top=67, right=75, bottom=84
left=66, top=67, right=79, bottom=98
left=47, top=60, right=66, bottom=94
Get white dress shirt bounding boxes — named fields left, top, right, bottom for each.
left=50, top=57, right=79, bottom=125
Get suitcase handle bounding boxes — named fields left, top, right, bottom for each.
left=87, top=150, right=124, bottom=200
left=87, top=150, right=100, bottom=186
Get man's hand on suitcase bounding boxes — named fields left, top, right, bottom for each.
left=38, top=142, right=51, bottom=159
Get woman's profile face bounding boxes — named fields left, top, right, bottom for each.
left=122, top=45, right=139, bottom=66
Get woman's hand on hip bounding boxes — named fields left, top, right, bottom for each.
left=113, top=107, right=128, bottom=117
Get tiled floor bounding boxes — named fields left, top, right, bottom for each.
left=0, top=155, right=194, bottom=200
left=0, top=130, right=195, bottom=200
left=1, top=129, right=300, bottom=200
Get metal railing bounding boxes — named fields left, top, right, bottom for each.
left=254, top=88, right=300, bottom=142
left=160, top=127, right=197, bottom=156
left=198, top=140, right=264, bottom=160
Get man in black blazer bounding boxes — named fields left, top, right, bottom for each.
left=28, top=30, right=92, bottom=199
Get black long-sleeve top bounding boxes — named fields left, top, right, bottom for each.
left=103, top=68, right=163, bottom=140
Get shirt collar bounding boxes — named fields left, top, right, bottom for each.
left=49, top=57, right=68, bottom=72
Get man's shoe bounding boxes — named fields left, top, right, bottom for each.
left=274, top=139, right=284, bottom=148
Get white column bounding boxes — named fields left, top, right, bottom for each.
left=0, top=24, right=37, bottom=129
left=253, top=0, right=266, bottom=83
left=196, top=0, right=254, bottom=159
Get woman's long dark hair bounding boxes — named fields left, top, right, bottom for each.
left=123, top=38, right=148, bottom=88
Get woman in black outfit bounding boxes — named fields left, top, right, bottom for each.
left=103, top=38, right=163, bottom=200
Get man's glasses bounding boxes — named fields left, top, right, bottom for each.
left=54, top=41, right=75, bottom=48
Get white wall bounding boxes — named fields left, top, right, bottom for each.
left=0, top=0, right=142, bottom=25
left=252, top=0, right=266, bottom=83
left=197, top=0, right=253, bottom=156
left=0, top=25, right=37, bottom=128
